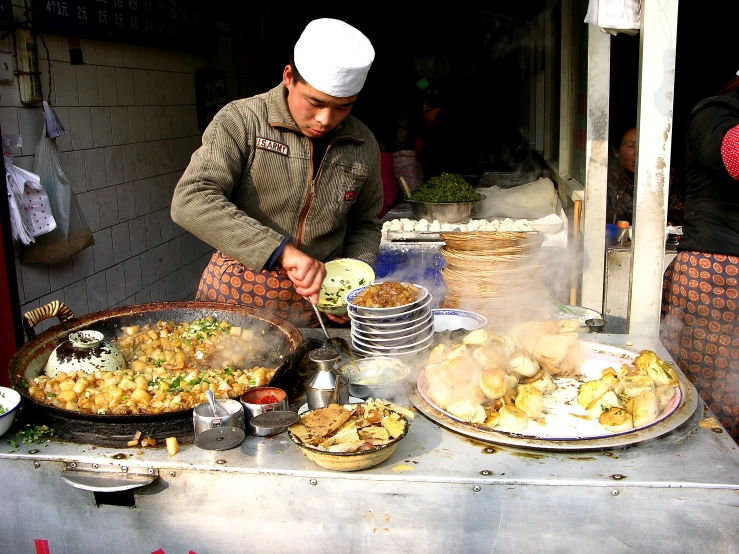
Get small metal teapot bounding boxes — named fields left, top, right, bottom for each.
left=305, top=347, right=349, bottom=410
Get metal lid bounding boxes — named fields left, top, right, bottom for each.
left=585, top=318, right=607, bottom=333
left=251, top=411, right=299, bottom=430
left=194, top=427, right=246, bottom=451
left=308, top=347, right=340, bottom=364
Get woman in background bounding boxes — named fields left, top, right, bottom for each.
left=606, top=125, right=684, bottom=225
left=660, top=71, right=739, bottom=442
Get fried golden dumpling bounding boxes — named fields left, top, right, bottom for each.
left=479, top=368, right=507, bottom=400
left=655, top=384, right=676, bottom=410
left=473, top=345, right=507, bottom=370
left=452, top=383, right=485, bottom=405
left=483, top=408, right=500, bottom=428
left=427, top=384, right=453, bottom=409
left=599, top=407, right=634, bottom=433
left=631, top=390, right=660, bottom=428
left=424, top=364, right=448, bottom=388
left=521, top=369, right=556, bottom=395
left=507, top=350, right=540, bottom=377
left=615, top=375, right=655, bottom=401
left=585, top=390, right=620, bottom=420
left=441, top=356, right=474, bottom=385
left=428, top=344, right=449, bottom=365
left=446, top=400, right=486, bottom=424
left=497, top=405, right=529, bottom=432
left=515, top=384, right=544, bottom=418
left=577, top=380, right=609, bottom=408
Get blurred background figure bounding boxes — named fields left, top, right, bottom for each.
left=660, top=70, right=739, bottom=443
left=606, top=124, right=685, bottom=226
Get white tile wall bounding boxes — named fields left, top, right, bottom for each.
left=7, top=32, right=214, bottom=319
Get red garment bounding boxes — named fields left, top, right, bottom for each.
left=378, top=151, right=398, bottom=218
left=721, top=123, right=739, bottom=179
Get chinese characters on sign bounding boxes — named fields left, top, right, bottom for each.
left=35, top=0, right=209, bottom=52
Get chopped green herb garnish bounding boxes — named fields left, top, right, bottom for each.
left=17, top=425, right=55, bottom=445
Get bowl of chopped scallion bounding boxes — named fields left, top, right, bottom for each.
left=318, top=258, right=376, bottom=316
left=407, top=173, right=485, bottom=224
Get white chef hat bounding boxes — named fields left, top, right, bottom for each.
left=293, top=18, right=375, bottom=98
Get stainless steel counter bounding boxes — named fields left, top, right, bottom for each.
left=1, top=332, right=737, bottom=554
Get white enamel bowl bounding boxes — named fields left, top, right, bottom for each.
left=347, top=296, right=433, bottom=325
left=0, top=387, right=22, bottom=438
left=346, top=283, right=430, bottom=317
left=352, top=330, right=434, bottom=354
left=351, top=312, right=433, bottom=337
left=431, top=309, right=488, bottom=332
left=351, top=322, right=434, bottom=348
left=351, top=307, right=432, bottom=330
left=317, top=258, right=376, bottom=316
left=351, top=339, right=435, bottom=359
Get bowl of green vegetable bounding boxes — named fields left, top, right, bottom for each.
left=408, top=173, right=485, bottom=224
left=318, top=258, right=375, bottom=316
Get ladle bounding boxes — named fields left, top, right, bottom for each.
left=310, top=302, right=355, bottom=359
left=206, top=389, right=225, bottom=417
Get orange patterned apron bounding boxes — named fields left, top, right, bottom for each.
left=196, top=251, right=318, bottom=327
left=660, top=251, right=739, bottom=442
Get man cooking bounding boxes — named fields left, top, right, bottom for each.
left=171, top=18, right=383, bottom=327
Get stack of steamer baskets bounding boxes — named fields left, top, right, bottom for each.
left=345, top=282, right=434, bottom=359
left=438, top=230, right=546, bottom=328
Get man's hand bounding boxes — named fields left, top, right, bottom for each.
left=278, top=244, right=326, bottom=305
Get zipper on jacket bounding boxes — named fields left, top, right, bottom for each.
left=295, top=143, right=331, bottom=249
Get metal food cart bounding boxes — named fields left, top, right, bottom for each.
left=1, top=331, right=737, bottom=554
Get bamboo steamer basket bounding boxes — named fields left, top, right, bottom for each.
left=439, top=231, right=544, bottom=253
left=440, top=247, right=540, bottom=271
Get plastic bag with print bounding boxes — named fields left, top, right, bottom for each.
left=21, top=122, right=94, bottom=264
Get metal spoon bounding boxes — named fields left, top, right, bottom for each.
left=206, top=389, right=224, bottom=417
left=310, top=303, right=355, bottom=358
left=311, top=303, right=332, bottom=342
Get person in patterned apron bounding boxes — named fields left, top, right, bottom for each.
left=660, top=71, right=739, bottom=443
left=171, top=19, right=383, bottom=328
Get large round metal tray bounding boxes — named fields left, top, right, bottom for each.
left=409, top=341, right=700, bottom=451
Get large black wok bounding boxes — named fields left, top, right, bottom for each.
left=9, top=301, right=315, bottom=447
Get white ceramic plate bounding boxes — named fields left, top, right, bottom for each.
left=417, top=341, right=682, bottom=441
left=431, top=309, right=488, bottom=332
left=0, top=387, right=22, bottom=438
left=352, top=341, right=434, bottom=359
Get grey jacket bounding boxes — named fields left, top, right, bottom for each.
left=171, top=84, right=383, bottom=271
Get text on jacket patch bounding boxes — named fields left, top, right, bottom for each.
left=256, top=137, right=289, bottom=156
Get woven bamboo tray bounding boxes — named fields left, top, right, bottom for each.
left=439, top=231, right=544, bottom=253
left=440, top=247, right=539, bottom=271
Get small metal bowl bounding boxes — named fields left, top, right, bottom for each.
left=407, top=195, right=485, bottom=224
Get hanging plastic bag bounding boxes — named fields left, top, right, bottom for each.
left=585, top=0, right=641, bottom=35
left=21, top=122, right=94, bottom=264
left=6, top=159, right=57, bottom=244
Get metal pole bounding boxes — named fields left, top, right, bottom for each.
left=627, top=0, right=679, bottom=335
left=580, top=25, right=610, bottom=312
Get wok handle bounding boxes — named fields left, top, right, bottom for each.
left=23, top=301, right=75, bottom=341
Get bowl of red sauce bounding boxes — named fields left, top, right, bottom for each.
left=240, top=387, right=290, bottom=436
